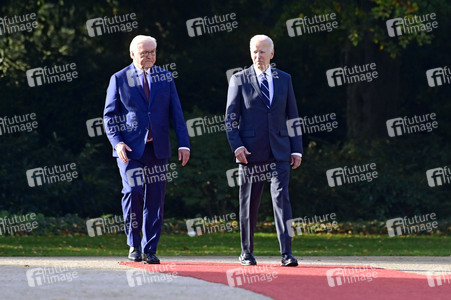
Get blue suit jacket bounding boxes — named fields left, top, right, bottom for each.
left=104, top=63, right=190, bottom=160
left=225, top=66, right=303, bottom=163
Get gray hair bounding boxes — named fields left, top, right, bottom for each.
left=129, top=35, right=157, bottom=59
left=250, top=35, right=274, bottom=51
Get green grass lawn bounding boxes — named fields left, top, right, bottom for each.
left=1, top=233, right=449, bottom=256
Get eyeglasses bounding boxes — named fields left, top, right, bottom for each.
left=139, top=50, right=157, bottom=57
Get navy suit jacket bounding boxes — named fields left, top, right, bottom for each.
left=104, top=63, right=190, bottom=160
left=225, top=66, right=303, bottom=163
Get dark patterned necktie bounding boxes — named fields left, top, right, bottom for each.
left=260, top=72, right=271, bottom=108
left=143, top=71, right=152, bottom=141
left=143, top=71, right=150, bottom=101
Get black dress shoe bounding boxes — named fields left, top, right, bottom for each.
left=239, top=253, right=257, bottom=266
left=142, top=253, right=160, bottom=264
left=128, top=247, right=142, bottom=262
left=281, top=253, right=298, bottom=267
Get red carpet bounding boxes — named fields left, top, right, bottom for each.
left=120, top=261, right=451, bottom=299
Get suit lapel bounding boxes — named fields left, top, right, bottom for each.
left=128, top=63, right=148, bottom=105
left=247, top=66, right=262, bottom=98
left=270, top=68, right=280, bottom=110
left=248, top=66, right=271, bottom=108
left=148, top=66, right=159, bottom=108
left=248, top=65, right=279, bottom=109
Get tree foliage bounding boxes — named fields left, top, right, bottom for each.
left=0, top=0, right=449, bottom=220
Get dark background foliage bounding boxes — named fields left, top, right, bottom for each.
left=1, top=0, right=449, bottom=222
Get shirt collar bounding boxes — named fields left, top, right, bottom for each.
left=133, top=62, right=149, bottom=75
left=253, top=65, right=272, bottom=80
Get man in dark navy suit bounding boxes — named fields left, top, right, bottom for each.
left=104, top=35, right=190, bottom=264
left=225, top=35, right=303, bottom=266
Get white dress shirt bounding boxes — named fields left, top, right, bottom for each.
left=253, top=65, right=274, bottom=104
left=133, top=62, right=151, bottom=92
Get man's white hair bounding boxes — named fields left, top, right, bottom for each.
left=129, top=35, right=157, bottom=59
left=250, top=34, right=274, bottom=51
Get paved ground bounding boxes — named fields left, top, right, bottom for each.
left=0, top=256, right=449, bottom=299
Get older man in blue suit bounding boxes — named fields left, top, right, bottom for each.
left=104, top=35, right=190, bottom=264
left=225, top=35, right=303, bottom=267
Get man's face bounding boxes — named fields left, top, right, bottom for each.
left=250, top=39, right=274, bottom=72
left=131, top=40, right=156, bottom=70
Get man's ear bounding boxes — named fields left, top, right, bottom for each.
left=270, top=50, right=275, bottom=59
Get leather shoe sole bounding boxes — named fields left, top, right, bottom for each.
left=128, top=256, right=142, bottom=262
left=239, top=254, right=257, bottom=266
left=142, top=253, right=160, bottom=264
left=281, top=260, right=298, bottom=267
left=240, top=260, right=257, bottom=266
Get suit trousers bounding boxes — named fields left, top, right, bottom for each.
left=116, top=142, right=168, bottom=254
left=239, top=161, right=293, bottom=255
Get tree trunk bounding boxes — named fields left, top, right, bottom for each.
left=344, top=5, right=400, bottom=140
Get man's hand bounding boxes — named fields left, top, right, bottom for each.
left=235, top=147, right=251, bottom=164
left=291, top=155, right=302, bottom=169
left=116, top=143, right=132, bottom=164
left=178, top=149, right=190, bottom=166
